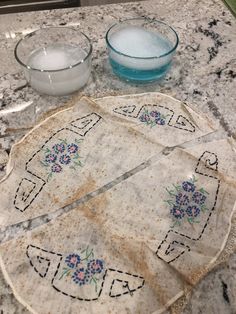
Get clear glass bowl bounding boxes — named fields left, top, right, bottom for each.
left=106, top=18, right=179, bottom=83
left=15, top=27, right=92, bottom=96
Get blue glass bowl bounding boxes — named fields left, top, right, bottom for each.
left=105, top=18, right=179, bottom=83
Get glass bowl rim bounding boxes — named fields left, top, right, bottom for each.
left=105, top=17, right=179, bottom=60
left=14, top=26, right=93, bottom=73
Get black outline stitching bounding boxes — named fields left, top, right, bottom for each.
left=113, top=105, right=136, bottom=116
left=51, top=265, right=107, bottom=301
left=108, top=270, right=145, bottom=298
left=156, top=151, right=220, bottom=263
left=174, top=115, right=195, bottom=133
left=71, top=118, right=93, bottom=130
left=26, top=244, right=61, bottom=278
left=113, top=104, right=196, bottom=133
left=14, top=113, right=102, bottom=212
left=114, top=104, right=174, bottom=121
left=164, top=241, right=191, bottom=263
left=36, top=256, right=50, bottom=277
left=27, top=245, right=144, bottom=301
left=70, top=113, right=102, bottom=136
left=20, top=178, right=36, bottom=202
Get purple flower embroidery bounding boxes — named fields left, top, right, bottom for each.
left=59, top=154, right=71, bottom=165
left=150, top=111, right=160, bottom=118
left=53, top=143, right=65, bottom=154
left=182, top=181, right=195, bottom=192
left=67, top=143, right=79, bottom=154
left=156, top=118, right=165, bottom=125
left=186, top=205, right=201, bottom=218
left=87, top=259, right=104, bottom=274
left=139, top=113, right=150, bottom=123
left=192, top=192, right=207, bottom=205
left=72, top=268, right=90, bottom=286
left=139, top=109, right=167, bottom=127
left=170, top=205, right=185, bottom=219
left=65, top=254, right=81, bottom=268
left=60, top=247, right=105, bottom=293
left=45, top=153, right=57, bottom=163
left=165, top=176, right=208, bottom=225
left=51, top=163, right=62, bottom=173
left=176, top=193, right=190, bottom=206
left=42, top=139, right=83, bottom=179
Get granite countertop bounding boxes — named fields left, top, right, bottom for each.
left=0, top=0, right=236, bottom=313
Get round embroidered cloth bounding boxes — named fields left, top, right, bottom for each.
left=0, top=93, right=235, bottom=314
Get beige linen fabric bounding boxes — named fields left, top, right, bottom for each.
left=0, top=138, right=235, bottom=314
left=94, top=93, right=216, bottom=147
left=0, top=93, right=216, bottom=227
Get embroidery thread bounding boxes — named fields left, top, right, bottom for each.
left=139, top=109, right=168, bottom=127
left=41, top=138, right=83, bottom=180
left=59, top=247, right=105, bottom=292
left=164, top=175, right=209, bottom=226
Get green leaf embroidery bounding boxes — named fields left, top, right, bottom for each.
left=59, top=138, right=67, bottom=145
left=164, top=199, right=174, bottom=206
left=173, top=184, right=181, bottom=191
left=59, top=268, right=71, bottom=280
left=40, top=161, right=49, bottom=167
left=47, top=172, right=53, bottom=181
left=166, top=187, right=176, bottom=197
left=90, top=276, right=98, bottom=292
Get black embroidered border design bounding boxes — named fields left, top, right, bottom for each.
left=114, top=104, right=174, bottom=120
left=21, top=178, right=36, bottom=202
left=26, top=244, right=61, bottom=278
left=27, top=245, right=144, bottom=301
left=108, top=269, right=145, bottom=298
left=164, top=241, right=191, bottom=263
left=14, top=113, right=102, bottom=212
left=113, top=104, right=196, bottom=133
left=156, top=151, right=220, bottom=263
left=51, top=263, right=107, bottom=301
left=174, top=114, right=195, bottom=132
left=36, top=256, right=51, bottom=278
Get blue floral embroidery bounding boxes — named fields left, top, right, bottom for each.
left=182, top=181, right=195, bottom=192
left=45, top=153, right=57, bottom=163
left=65, top=254, right=81, bottom=268
left=186, top=205, right=201, bottom=218
left=175, top=193, right=190, bottom=206
left=139, top=109, right=168, bottom=128
left=59, top=247, right=105, bottom=293
left=67, top=143, right=78, bottom=154
left=51, top=163, right=62, bottom=173
left=72, top=268, right=90, bottom=286
left=59, top=154, right=71, bottom=165
left=53, top=143, right=65, bottom=154
left=192, top=191, right=207, bottom=205
left=41, top=138, right=83, bottom=180
left=170, top=205, right=185, bottom=220
left=165, top=175, right=209, bottom=226
left=87, top=259, right=104, bottom=274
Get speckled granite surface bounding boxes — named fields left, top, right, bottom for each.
left=0, top=0, right=235, bottom=313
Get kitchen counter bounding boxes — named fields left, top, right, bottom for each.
left=0, top=0, right=236, bottom=313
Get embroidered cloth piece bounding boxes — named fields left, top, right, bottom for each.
left=0, top=93, right=215, bottom=227
left=0, top=93, right=235, bottom=314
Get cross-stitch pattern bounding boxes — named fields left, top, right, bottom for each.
left=41, top=139, right=83, bottom=180
left=165, top=175, right=209, bottom=226
left=60, top=247, right=105, bottom=292
left=139, top=109, right=168, bottom=127
left=0, top=94, right=234, bottom=314
left=156, top=150, right=222, bottom=265
left=25, top=243, right=145, bottom=303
